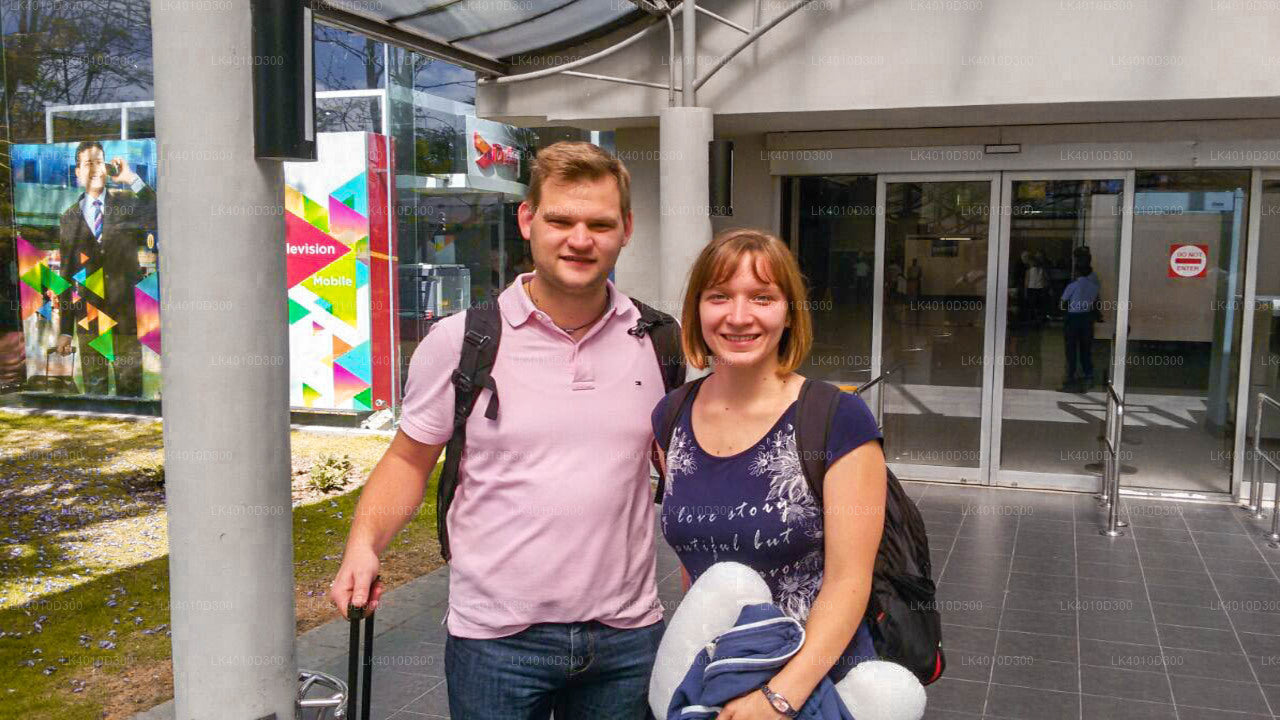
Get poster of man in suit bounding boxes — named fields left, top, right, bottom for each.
left=53, top=140, right=157, bottom=396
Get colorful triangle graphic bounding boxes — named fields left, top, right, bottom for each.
left=333, top=362, right=367, bottom=405
left=284, top=211, right=352, bottom=288
left=302, top=382, right=321, bottom=408
left=302, top=193, right=329, bottom=233
left=353, top=387, right=372, bottom=411
left=88, top=328, right=115, bottom=361
left=335, top=340, right=371, bottom=384
left=303, top=253, right=358, bottom=327
left=41, top=264, right=70, bottom=296
left=85, top=267, right=104, bottom=298
left=135, top=272, right=160, bottom=301
left=331, top=172, right=369, bottom=217
left=288, top=297, right=310, bottom=324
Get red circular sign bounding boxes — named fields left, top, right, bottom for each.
left=1169, top=244, right=1207, bottom=278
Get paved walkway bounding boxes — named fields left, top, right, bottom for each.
left=133, top=484, right=1280, bottom=719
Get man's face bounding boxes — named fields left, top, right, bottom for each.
left=516, top=175, right=632, bottom=295
left=75, top=147, right=106, bottom=194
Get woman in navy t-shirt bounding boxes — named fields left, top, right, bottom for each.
left=653, top=228, right=888, bottom=720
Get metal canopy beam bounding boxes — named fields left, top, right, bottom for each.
left=311, top=3, right=509, bottom=76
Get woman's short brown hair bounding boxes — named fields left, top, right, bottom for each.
left=525, top=141, right=631, bottom=218
left=681, top=228, right=813, bottom=374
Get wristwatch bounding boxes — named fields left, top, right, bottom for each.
left=759, top=684, right=800, bottom=718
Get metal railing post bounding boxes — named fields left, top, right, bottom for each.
left=1253, top=392, right=1280, bottom=546
left=1101, top=383, right=1127, bottom=537
left=1245, top=393, right=1268, bottom=518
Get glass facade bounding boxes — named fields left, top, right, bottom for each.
left=0, top=8, right=609, bottom=412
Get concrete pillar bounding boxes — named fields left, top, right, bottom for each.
left=659, top=106, right=714, bottom=316
left=150, top=1, right=297, bottom=718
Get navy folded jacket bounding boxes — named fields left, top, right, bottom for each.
left=666, top=603, right=855, bottom=720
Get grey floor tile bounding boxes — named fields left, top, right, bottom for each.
left=1228, top=609, right=1280, bottom=635
left=1173, top=707, right=1274, bottom=720
left=1081, top=694, right=1178, bottom=720
left=925, top=677, right=990, bottom=715
left=1248, top=655, right=1280, bottom=686
left=1078, top=615, right=1159, bottom=646
left=1150, top=601, right=1231, bottom=630
left=396, top=677, right=450, bottom=718
left=1157, top=624, right=1243, bottom=655
left=995, top=629, right=1078, bottom=664
left=1079, top=663, right=1173, bottom=704
left=1077, top=560, right=1146, bottom=583
left=1237, top=630, right=1280, bottom=657
left=1004, top=588, right=1075, bottom=615
left=1169, top=674, right=1271, bottom=714
left=943, top=623, right=1000, bottom=655
left=990, top=657, right=1078, bottom=693
left=945, top=648, right=998, bottom=682
left=984, top=683, right=1080, bottom=720
left=1162, top=646, right=1256, bottom=682
left=1000, top=608, right=1076, bottom=638
left=1145, top=582, right=1221, bottom=609
left=1138, top=566, right=1213, bottom=589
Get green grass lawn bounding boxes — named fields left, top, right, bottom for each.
left=0, top=412, right=443, bottom=720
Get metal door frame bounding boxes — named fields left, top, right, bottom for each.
left=874, top=172, right=1002, bottom=484
left=990, top=170, right=1134, bottom=492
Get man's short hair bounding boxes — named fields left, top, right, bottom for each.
left=75, top=140, right=105, bottom=166
left=525, top=141, right=631, bottom=218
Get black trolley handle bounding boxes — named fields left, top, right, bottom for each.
left=346, top=596, right=376, bottom=720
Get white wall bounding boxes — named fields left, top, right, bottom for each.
left=479, top=0, right=1280, bottom=131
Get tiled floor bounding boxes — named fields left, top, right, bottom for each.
left=912, top=482, right=1280, bottom=720
left=136, top=483, right=1280, bottom=720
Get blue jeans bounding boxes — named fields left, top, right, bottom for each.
left=445, top=619, right=665, bottom=720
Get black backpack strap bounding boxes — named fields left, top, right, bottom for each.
left=652, top=376, right=706, bottom=503
left=794, top=378, right=842, bottom=506
left=436, top=303, right=502, bottom=562
left=629, top=298, right=686, bottom=393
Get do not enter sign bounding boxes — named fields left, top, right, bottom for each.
left=1169, top=244, right=1208, bottom=278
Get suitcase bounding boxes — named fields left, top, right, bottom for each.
left=346, top=602, right=375, bottom=720
left=24, top=346, right=79, bottom=394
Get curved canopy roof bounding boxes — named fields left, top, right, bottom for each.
left=313, top=0, right=648, bottom=74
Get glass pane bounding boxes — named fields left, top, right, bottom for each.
left=999, top=179, right=1123, bottom=475
left=316, top=95, right=383, bottom=134
left=1247, top=181, right=1280, bottom=484
left=1126, top=170, right=1251, bottom=493
left=882, top=180, right=991, bottom=469
left=793, top=176, right=876, bottom=386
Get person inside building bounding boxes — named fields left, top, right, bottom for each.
left=653, top=228, right=888, bottom=718
left=1060, top=259, right=1101, bottom=393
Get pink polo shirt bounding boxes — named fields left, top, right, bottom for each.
left=399, top=273, right=666, bottom=639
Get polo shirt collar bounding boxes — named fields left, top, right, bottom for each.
left=498, top=271, right=636, bottom=329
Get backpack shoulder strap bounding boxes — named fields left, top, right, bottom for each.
left=794, top=378, right=842, bottom=506
left=652, top=375, right=707, bottom=503
left=629, top=298, right=686, bottom=393
left=435, top=303, right=502, bottom=562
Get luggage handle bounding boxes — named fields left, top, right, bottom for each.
left=346, top=578, right=377, bottom=720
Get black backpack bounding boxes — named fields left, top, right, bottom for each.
left=656, top=376, right=945, bottom=685
left=434, top=297, right=685, bottom=562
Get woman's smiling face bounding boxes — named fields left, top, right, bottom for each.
left=699, top=252, right=790, bottom=370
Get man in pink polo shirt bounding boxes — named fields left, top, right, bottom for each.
left=329, top=142, right=674, bottom=719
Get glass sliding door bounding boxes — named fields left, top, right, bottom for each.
left=1122, top=170, right=1251, bottom=494
left=1244, top=177, right=1280, bottom=496
left=993, top=175, right=1126, bottom=489
left=785, top=176, right=877, bottom=389
left=877, top=175, right=999, bottom=482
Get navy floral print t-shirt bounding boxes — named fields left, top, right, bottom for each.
left=653, top=379, right=883, bottom=675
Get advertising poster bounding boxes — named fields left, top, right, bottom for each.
left=10, top=139, right=161, bottom=399
left=283, top=132, right=396, bottom=412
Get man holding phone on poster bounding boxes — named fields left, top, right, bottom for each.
left=54, top=140, right=156, bottom=397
